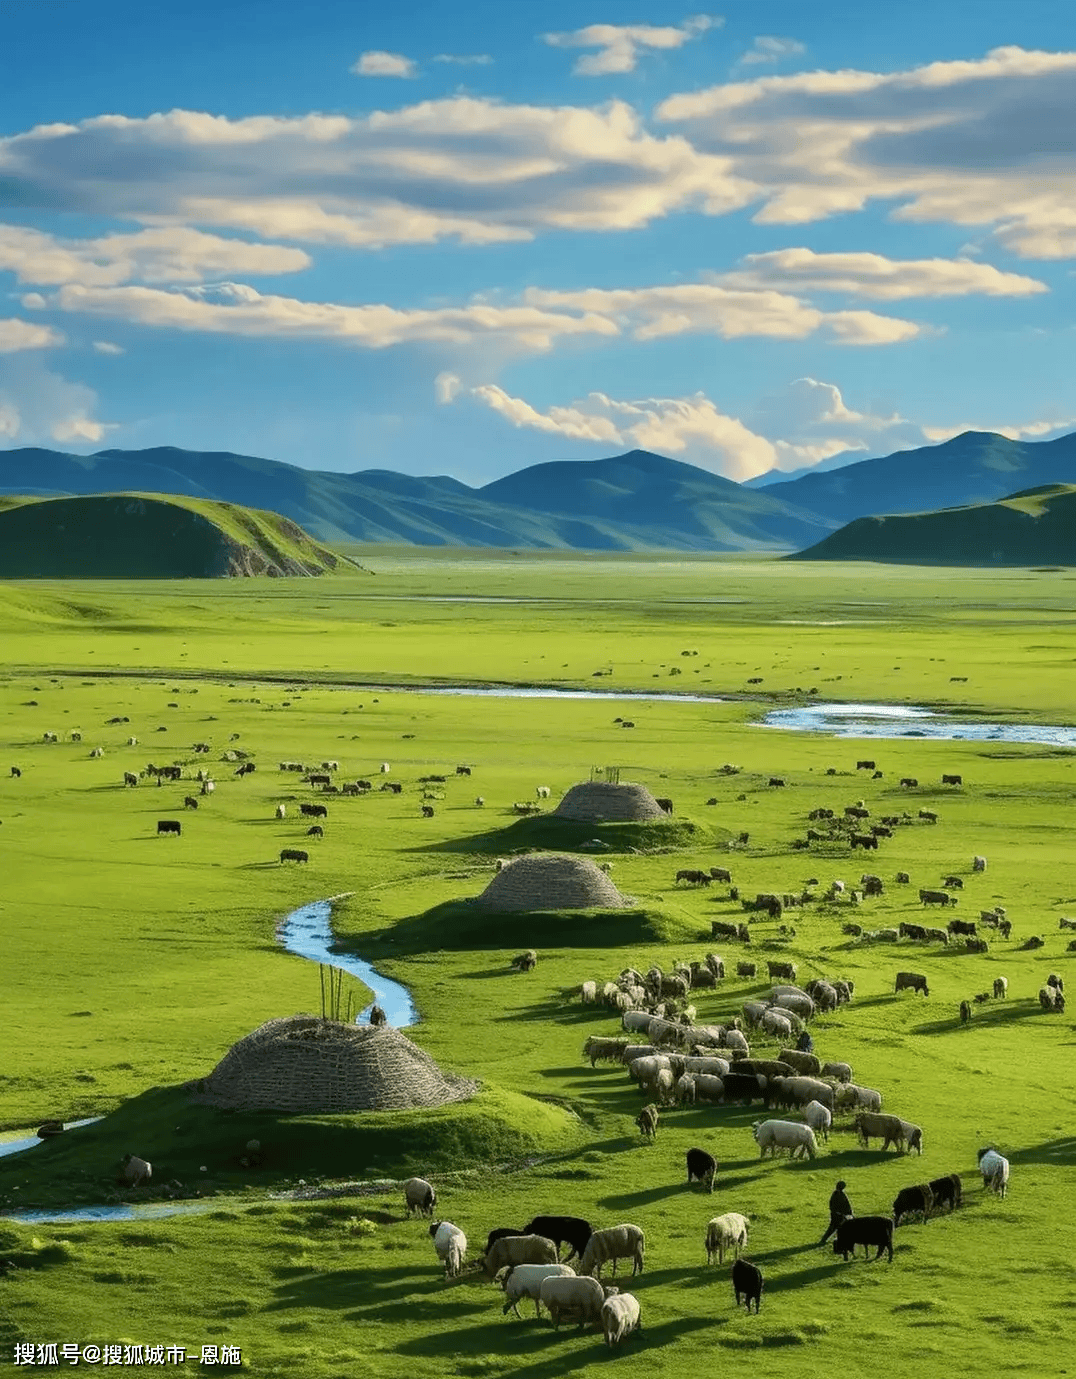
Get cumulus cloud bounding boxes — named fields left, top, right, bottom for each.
left=435, top=371, right=461, bottom=403
left=352, top=51, right=416, bottom=78
left=432, top=53, right=492, bottom=66
left=0, top=317, right=64, bottom=352
left=738, top=36, right=806, bottom=66
left=0, top=357, right=114, bottom=446
left=723, top=247, right=1048, bottom=299
left=747, top=376, right=923, bottom=469
left=657, top=45, right=1076, bottom=258
left=92, top=340, right=124, bottom=354
left=0, top=224, right=310, bottom=288
left=543, top=15, right=719, bottom=76
left=922, top=416, right=1076, bottom=442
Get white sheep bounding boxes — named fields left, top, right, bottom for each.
left=475, top=796, right=485, bottom=806
left=484, top=1234, right=558, bottom=1279
left=753, top=1119, right=818, bottom=1159
left=539, top=1274, right=613, bottom=1330
left=803, top=1099, right=831, bottom=1143
left=622, top=1010, right=652, bottom=1034
left=501, top=1263, right=576, bottom=1318
left=973, top=855, right=987, bottom=872
left=835, top=1084, right=882, bottom=1113
left=601, top=1292, right=641, bottom=1348
left=275, top=804, right=286, bottom=820
left=536, top=785, right=551, bottom=799
left=380, top=762, right=390, bottom=773
left=760, top=1009, right=793, bottom=1039
left=692, top=1073, right=725, bottom=1104
left=821, top=1061, right=853, bottom=1084
left=403, top=1177, right=436, bottom=1218
left=429, top=1221, right=467, bottom=1278
left=682, top=1055, right=730, bottom=1077
left=121, top=1153, right=152, bottom=1187
left=126, top=736, right=138, bottom=746
left=774, top=993, right=815, bottom=1022
left=580, top=981, right=597, bottom=1004
left=705, top=1212, right=750, bottom=1264
left=725, top=1028, right=749, bottom=1055
left=979, top=1148, right=1010, bottom=1197
left=578, top=1224, right=645, bottom=1279
left=675, top=1073, right=696, bottom=1105
left=495, top=858, right=507, bottom=872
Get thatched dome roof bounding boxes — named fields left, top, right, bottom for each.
left=554, top=780, right=666, bottom=823
left=197, top=1015, right=477, bottom=1113
left=477, top=853, right=630, bottom=912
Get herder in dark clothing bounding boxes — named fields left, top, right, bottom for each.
left=796, top=1029, right=814, bottom=1054
left=819, top=1180, right=853, bottom=1245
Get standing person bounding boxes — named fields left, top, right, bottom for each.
left=819, top=1180, right=853, bottom=1245
left=796, top=1029, right=814, bottom=1054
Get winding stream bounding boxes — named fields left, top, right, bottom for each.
left=761, top=702, right=1076, bottom=746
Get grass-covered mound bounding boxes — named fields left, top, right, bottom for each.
left=0, top=1082, right=584, bottom=1212
left=790, top=483, right=1076, bottom=566
left=430, top=812, right=719, bottom=856
left=383, top=899, right=665, bottom=953
left=0, top=492, right=356, bottom=578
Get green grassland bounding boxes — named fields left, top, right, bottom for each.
left=1, top=555, right=1075, bottom=1377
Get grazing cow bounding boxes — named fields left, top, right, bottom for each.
left=856, top=760, right=876, bottom=771
left=731, top=1259, right=763, bottom=1313
left=895, top=972, right=929, bottom=997
left=710, top=867, right=732, bottom=884
left=157, top=820, right=181, bottom=836
left=655, top=797, right=674, bottom=814
left=834, top=1217, right=894, bottom=1263
left=306, top=825, right=324, bottom=838
left=851, top=834, right=878, bottom=850
left=941, top=774, right=963, bottom=786
left=422, top=805, right=435, bottom=818
left=686, top=1147, right=717, bottom=1192
left=893, top=1184, right=935, bottom=1227
left=300, top=803, right=328, bottom=819
left=900, top=777, right=918, bottom=788
left=123, top=771, right=138, bottom=787
left=918, top=809, right=938, bottom=823
left=200, top=779, right=214, bottom=796
left=928, top=1174, right=962, bottom=1214
left=183, top=795, right=198, bottom=810
left=768, top=778, right=786, bottom=788
left=920, top=889, right=952, bottom=907
left=279, top=848, right=309, bottom=864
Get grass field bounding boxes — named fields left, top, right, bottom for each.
left=1, top=555, right=1075, bottom=1377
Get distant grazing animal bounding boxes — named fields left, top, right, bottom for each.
left=482, top=1234, right=558, bottom=1280
left=500, top=1263, right=576, bottom=1320
left=736, top=961, right=756, bottom=977
left=993, top=977, right=1008, bottom=999
left=710, top=867, right=732, bottom=884
left=306, top=825, right=324, bottom=838
left=200, top=779, right=214, bottom=796
left=705, top=1213, right=749, bottom=1265
left=369, top=1005, right=387, bottom=1027
left=578, top=1224, right=645, bottom=1279
left=123, top=771, right=138, bottom=788
left=900, top=777, right=918, bottom=788
left=403, top=1177, right=436, bottom=1218
left=978, top=1148, right=1009, bottom=1197
left=856, top=1112, right=923, bottom=1154
left=511, top=950, right=537, bottom=972
left=456, top=765, right=471, bottom=776
left=90, top=746, right=103, bottom=758
left=184, top=795, right=198, bottom=810
left=919, top=809, right=938, bottom=823
left=973, top=855, right=987, bottom=872
left=308, top=774, right=331, bottom=787
left=380, top=763, right=390, bottom=773
left=896, top=872, right=910, bottom=884
left=768, top=777, right=786, bottom=788
left=156, top=820, right=181, bottom=836
left=655, top=797, right=674, bottom=814
left=944, top=876, right=964, bottom=889
left=536, top=785, right=551, bottom=799
left=1059, top=917, right=1076, bottom=931
left=928, top=1174, right=962, bottom=1214
left=300, top=803, right=327, bottom=819
left=686, top=1147, right=717, bottom=1192
left=422, top=805, right=435, bottom=818
left=279, top=848, right=308, bottom=864
left=895, top=972, right=929, bottom=997
left=1039, top=985, right=1066, bottom=1012
left=753, top=1119, right=818, bottom=1159
left=893, top=1183, right=935, bottom=1226
left=429, top=1221, right=467, bottom=1279
left=474, top=796, right=485, bottom=806
left=942, top=774, right=963, bottom=786
left=731, top=1258, right=763, bottom=1313
left=539, top=1275, right=611, bottom=1330
left=676, top=869, right=710, bottom=886
left=920, top=889, right=953, bottom=907
left=10, top=766, right=21, bottom=778
left=635, top=1105, right=659, bottom=1140
left=276, top=804, right=286, bottom=820
left=959, top=1000, right=972, bottom=1024
left=121, top=1153, right=152, bottom=1188
left=833, top=1216, right=894, bottom=1262
left=851, top=833, right=878, bottom=850
left=1047, top=973, right=1064, bottom=993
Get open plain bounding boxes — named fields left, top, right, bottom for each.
left=2, top=553, right=1075, bottom=1377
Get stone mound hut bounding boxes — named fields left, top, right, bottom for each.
left=195, top=1015, right=477, bottom=1113
left=553, top=780, right=666, bottom=823
left=477, top=853, right=631, bottom=912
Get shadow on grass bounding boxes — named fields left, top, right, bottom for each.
left=1009, top=1137, right=1076, bottom=1166
left=913, top=999, right=1043, bottom=1035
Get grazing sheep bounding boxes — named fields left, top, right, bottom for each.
left=601, top=1292, right=641, bottom=1348
left=579, top=1225, right=645, bottom=1279
left=539, top=1275, right=612, bottom=1331
left=483, top=1234, right=558, bottom=1279
left=736, top=961, right=757, bottom=978
left=1047, top=973, right=1065, bottom=993
left=580, top=981, right=597, bottom=1005
left=705, top=1212, right=749, bottom=1265
left=834, top=1084, right=883, bottom=1114
left=686, top=1147, right=717, bottom=1192
left=978, top=1148, right=1010, bottom=1197
left=753, top=1119, right=818, bottom=1159
left=821, top=1061, right=853, bottom=1084
left=635, top=1105, right=659, bottom=1140
left=275, top=804, right=286, bottom=820
left=973, top=855, right=987, bottom=872
left=510, top=949, right=537, bottom=972
left=121, top=1153, right=151, bottom=1187
left=725, top=1028, right=750, bottom=1055
left=501, top=1263, right=576, bottom=1319
left=856, top=1112, right=923, bottom=1154
left=675, top=1073, right=697, bottom=1106
left=778, top=1049, right=822, bottom=1077
left=380, top=763, right=390, bottom=773
left=833, top=1216, right=894, bottom=1262
left=992, top=976, right=1008, bottom=999
left=403, top=1177, right=436, bottom=1218
left=485, top=1227, right=525, bottom=1255
left=804, top=1100, right=832, bottom=1143
left=692, top=1073, right=726, bottom=1105
left=732, top=1258, right=763, bottom=1313
left=583, top=1036, right=629, bottom=1067
left=1039, top=985, right=1066, bottom=1012
left=430, top=1221, right=467, bottom=1279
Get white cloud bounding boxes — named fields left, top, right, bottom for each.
left=352, top=51, right=416, bottom=78
left=747, top=376, right=923, bottom=469
left=0, top=358, right=114, bottom=447
left=433, top=53, right=492, bottom=66
left=656, top=45, right=1076, bottom=259
left=738, top=36, right=805, bottom=67
left=0, top=224, right=310, bottom=287
left=543, top=15, right=719, bottom=75
left=435, top=371, right=461, bottom=403
left=92, top=340, right=124, bottom=355
left=723, top=247, right=1048, bottom=299
left=922, top=417, right=1076, bottom=442
left=0, top=317, right=64, bottom=352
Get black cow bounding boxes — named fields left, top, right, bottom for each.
left=768, top=778, right=786, bottom=788
left=851, top=834, right=878, bottom=850
left=921, top=889, right=952, bottom=907
left=300, top=803, right=328, bottom=819
left=422, top=805, right=435, bottom=818
left=157, top=820, right=181, bottom=836
left=856, top=760, right=876, bottom=771
left=900, top=777, right=918, bottom=787
left=10, top=766, right=20, bottom=778
left=183, top=796, right=198, bottom=810
left=928, top=1174, right=962, bottom=1213
left=732, top=1259, right=763, bottom=1313
left=710, top=867, right=732, bottom=884
left=941, top=774, right=963, bottom=786
left=686, top=1148, right=717, bottom=1192
left=893, top=1183, right=934, bottom=1226
left=279, top=848, right=309, bottom=863
left=306, top=825, right=324, bottom=838
left=722, top=1073, right=763, bottom=1105
left=455, top=765, right=472, bottom=776
left=522, top=1216, right=593, bottom=1263
left=947, top=918, right=976, bottom=936
left=655, top=797, right=674, bottom=814
left=833, top=1216, right=894, bottom=1262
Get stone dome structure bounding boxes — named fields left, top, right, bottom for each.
left=195, top=1015, right=477, bottom=1113
left=553, top=780, right=667, bottom=823
left=477, top=853, right=630, bottom=912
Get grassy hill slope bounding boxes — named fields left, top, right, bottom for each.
left=0, top=493, right=357, bottom=578
left=789, top=483, right=1076, bottom=565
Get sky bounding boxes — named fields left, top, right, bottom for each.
left=1, top=0, right=1075, bottom=485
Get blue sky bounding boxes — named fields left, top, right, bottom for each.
left=1, top=0, right=1074, bottom=484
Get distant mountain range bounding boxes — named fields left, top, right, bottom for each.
left=0, top=494, right=350, bottom=578
left=791, top=484, right=1076, bottom=566
left=742, top=448, right=869, bottom=488
left=1, top=429, right=1075, bottom=555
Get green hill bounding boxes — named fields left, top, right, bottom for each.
left=789, top=483, right=1076, bottom=565
left=0, top=493, right=357, bottom=578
